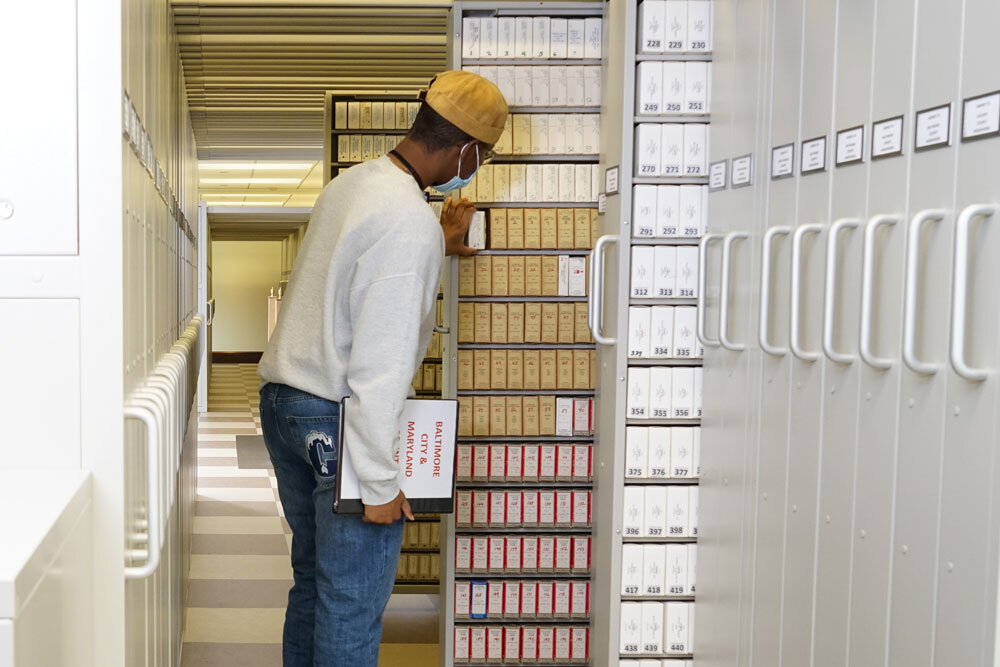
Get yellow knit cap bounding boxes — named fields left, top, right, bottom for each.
left=422, top=70, right=509, bottom=145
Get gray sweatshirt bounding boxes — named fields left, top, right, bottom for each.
left=259, top=157, right=444, bottom=505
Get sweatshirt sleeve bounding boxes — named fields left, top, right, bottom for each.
left=343, top=271, right=436, bottom=506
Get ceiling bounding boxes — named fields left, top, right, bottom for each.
left=172, top=0, right=451, bottom=161
left=208, top=206, right=313, bottom=240
left=199, top=159, right=324, bottom=208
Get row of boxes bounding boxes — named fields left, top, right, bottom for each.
left=631, top=245, right=700, bottom=300
left=457, top=349, right=596, bottom=392
left=620, top=601, right=695, bottom=656
left=411, top=362, right=442, bottom=393
left=456, top=489, right=593, bottom=528
left=395, top=552, right=441, bottom=582
left=634, top=123, right=710, bottom=177
left=459, top=254, right=589, bottom=297
left=335, top=133, right=402, bottom=164
left=632, top=185, right=708, bottom=239
left=456, top=580, right=589, bottom=619
left=636, top=62, right=712, bottom=116
left=628, top=306, right=702, bottom=360
left=461, top=16, right=602, bottom=60
left=457, top=443, right=593, bottom=483
left=457, top=302, right=593, bottom=345
left=456, top=535, right=591, bottom=575
left=454, top=625, right=589, bottom=664
left=627, top=367, right=704, bottom=421
left=458, top=163, right=601, bottom=204
left=637, top=0, right=713, bottom=54
left=426, top=327, right=444, bottom=357
left=480, top=207, right=599, bottom=249
left=465, top=65, right=602, bottom=108
left=621, top=660, right=694, bottom=666
left=496, top=114, right=600, bottom=156
left=625, top=427, right=700, bottom=480
left=622, top=543, right=697, bottom=598
left=402, top=519, right=441, bottom=550
left=622, top=486, right=699, bottom=539
left=457, top=395, right=595, bottom=437
left=332, top=100, right=420, bottom=131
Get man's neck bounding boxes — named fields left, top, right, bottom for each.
left=389, top=139, right=435, bottom=190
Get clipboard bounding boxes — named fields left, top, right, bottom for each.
left=333, top=397, right=459, bottom=514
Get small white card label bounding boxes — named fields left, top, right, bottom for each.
left=872, top=116, right=904, bottom=159
left=771, top=143, right=794, bottom=179
left=605, top=166, right=620, bottom=194
left=835, top=126, right=865, bottom=165
left=962, top=90, right=1000, bottom=141
left=915, top=104, right=951, bottom=151
left=708, top=160, right=728, bottom=191
left=597, top=192, right=607, bottom=214
left=731, top=154, right=753, bottom=187
left=801, top=136, right=827, bottom=174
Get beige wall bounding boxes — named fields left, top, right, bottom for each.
left=212, top=241, right=283, bottom=351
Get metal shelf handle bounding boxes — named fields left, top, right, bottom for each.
left=588, top=234, right=619, bottom=346
left=719, top=231, right=749, bottom=352
left=950, top=203, right=998, bottom=381
left=903, top=209, right=948, bottom=375
left=124, top=402, right=162, bottom=579
left=696, top=233, right=724, bottom=348
left=823, top=218, right=861, bottom=364
left=759, top=226, right=791, bottom=357
left=790, top=224, right=824, bottom=361
left=859, top=214, right=900, bottom=369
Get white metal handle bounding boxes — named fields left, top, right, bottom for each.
left=719, top=231, right=749, bottom=352
left=790, top=224, right=824, bottom=361
left=903, top=209, right=948, bottom=375
left=759, top=226, right=792, bottom=356
left=124, top=402, right=162, bottom=579
left=950, top=203, right=998, bottom=381
left=206, top=299, right=215, bottom=325
left=860, top=214, right=900, bottom=370
left=588, top=234, right=619, bottom=346
left=697, top=234, right=724, bottom=348
left=823, top=218, right=861, bottom=364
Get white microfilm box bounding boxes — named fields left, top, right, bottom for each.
left=695, top=367, right=704, bottom=415
left=688, top=0, right=713, bottom=52
left=667, top=485, right=690, bottom=537
left=584, top=17, right=603, bottom=58
left=636, top=62, right=664, bottom=115
left=638, top=0, right=667, bottom=53
left=620, top=602, right=643, bottom=655
left=532, top=66, right=551, bottom=107
left=653, top=245, right=677, bottom=298
left=566, top=113, right=585, bottom=154
left=497, top=66, right=516, bottom=104
left=644, top=485, right=668, bottom=538
left=631, top=246, right=655, bottom=299
left=567, top=66, right=586, bottom=107
left=548, top=114, right=567, bottom=154
left=584, top=66, right=602, bottom=106
left=471, top=627, right=487, bottom=661
left=455, top=627, right=471, bottom=662
left=455, top=581, right=471, bottom=617
left=463, top=18, right=482, bottom=58
left=657, top=185, right=681, bottom=237
left=679, top=184, right=703, bottom=237
left=567, top=19, right=586, bottom=58
left=684, top=61, right=709, bottom=114
left=687, top=543, right=697, bottom=594
left=542, top=164, right=560, bottom=202
left=480, top=18, right=498, bottom=58
left=666, top=602, right=691, bottom=654
left=575, top=165, right=591, bottom=202
left=672, top=367, right=695, bottom=420
left=673, top=306, right=697, bottom=359
left=676, top=246, right=699, bottom=298
left=629, top=306, right=652, bottom=358
left=662, top=62, right=685, bottom=114
left=664, top=1, right=688, bottom=52
left=622, top=486, right=645, bottom=538
left=559, top=164, right=576, bottom=202
left=689, top=486, right=699, bottom=536
left=649, top=367, right=673, bottom=420
left=550, top=18, right=568, bottom=58
left=642, top=543, right=666, bottom=596
left=533, top=17, right=551, bottom=58
left=550, top=67, right=568, bottom=106
left=626, top=426, right=649, bottom=479
left=622, top=543, right=645, bottom=595
left=526, top=164, right=544, bottom=202
left=683, top=123, right=708, bottom=176
left=515, top=17, right=533, bottom=58
left=641, top=601, right=665, bottom=655
left=514, top=67, right=533, bottom=107
left=647, top=427, right=671, bottom=479
left=635, top=123, right=663, bottom=176
left=661, top=124, right=684, bottom=176
left=498, top=18, right=516, bottom=58
left=530, top=114, right=549, bottom=155
left=671, top=427, right=695, bottom=478
left=650, top=305, right=675, bottom=359
left=627, top=367, right=651, bottom=419
left=633, top=184, right=657, bottom=238
left=667, top=543, right=689, bottom=595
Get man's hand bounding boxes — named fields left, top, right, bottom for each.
left=440, top=196, right=478, bottom=257
left=363, top=490, right=415, bottom=524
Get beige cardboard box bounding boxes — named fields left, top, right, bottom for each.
left=573, top=350, right=591, bottom=390
left=523, top=209, right=542, bottom=248
left=540, top=209, right=559, bottom=248
left=474, top=350, right=491, bottom=390
left=477, top=164, right=495, bottom=203
left=459, top=256, right=476, bottom=296
left=475, top=303, right=492, bottom=343
left=507, top=349, right=524, bottom=390
left=493, top=164, right=511, bottom=203
left=508, top=256, right=526, bottom=297
left=558, top=303, right=575, bottom=344
left=510, top=164, right=527, bottom=201
left=458, top=303, right=475, bottom=342
left=524, top=302, right=542, bottom=342
left=540, top=350, right=558, bottom=390
left=506, top=396, right=523, bottom=436
left=590, top=350, right=597, bottom=390
left=484, top=306, right=506, bottom=346
left=524, top=256, right=543, bottom=296
left=556, top=209, right=575, bottom=249
left=458, top=397, right=474, bottom=436
left=473, top=396, right=490, bottom=436
left=506, top=208, right=525, bottom=249
left=491, top=255, right=509, bottom=296
left=490, top=349, right=508, bottom=389
left=489, top=209, right=508, bottom=249
left=507, top=302, right=525, bottom=342
left=541, top=303, right=559, bottom=343
left=590, top=209, right=599, bottom=248
left=476, top=255, right=493, bottom=295
left=557, top=348, right=574, bottom=389
left=574, top=302, right=592, bottom=343
left=512, top=114, right=531, bottom=155
left=574, top=209, right=592, bottom=249
left=539, top=395, right=557, bottom=435
left=523, top=350, right=541, bottom=389
left=490, top=396, right=507, bottom=436
left=522, top=395, right=540, bottom=436
left=422, top=363, right=436, bottom=390
left=541, top=256, right=560, bottom=296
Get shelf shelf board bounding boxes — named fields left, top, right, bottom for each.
left=458, top=436, right=596, bottom=443
left=626, top=358, right=703, bottom=367
left=509, top=106, right=601, bottom=114
left=399, top=547, right=443, bottom=553
left=626, top=418, right=701, bottom=426
left=636, top=52, right=713, bottom=61
left=457, top=526, right=592, bottom=534
left=458, top=296, right=587, bottom=302
left=471, top=202, right=598, bottom=208
left=454, top=617, right=591, bottom=624
left=628, top=298, right=699, bottom=306
left=624, top=478, right=700, bottom=486
left=455, top=572, right=592, bottom=580
left=470, top=249, right=592, bottom=256
left=456, top=390, right=595, bottom=397
left=457, top=481, right=594, bottom=489
left=634, top=114, right=712, bottom=124
left=632, top=176, right=710, bottom=185
left=463, top=58, right=603, bottom=66
left=492, top=155, right=599, bottom=163
left=458, top=343, right=596, bottom=350
left=622, top=537, right=698, bottom=544
left=331, top=128, right=408, bottom=135
left=629, top=237, right=702, bottom=246
left=621, top=594, right=696, bottom=602
left=622, top=655, right=695, bottom=661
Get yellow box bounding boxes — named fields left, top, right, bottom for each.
left=489, top=209, right=508, bottom=249
left=524, top=209, right=542, bottom=249
left=574, top=208, right=592, bottom=249
left=574, top=350, right=591, bottom=390
left=490, top=349, right=508, bottom=389
left=412, top=368, right=423, bottom=392
left=473, top=396, right=491, bottom=436
left=458, top=303, right=476, bottom=343
left=557, top=349, right=574, bottom=389
left=590, top=350, right=597, bottom=390
left=458, top=397, right=474, bottom=436
left=473, top=350, right=491, bottom=390
left=436, top=363, right=443, bottom=391
left=459, top=256, right=476, bottom=296
left=522, top=395, right=540, bottom=436
left=423, top=363, right=436, bottom=390
left=557, top=209, right=575, bottom=249
left=523, top=350, right=541, bottom=390
left=506, top=396, right=523, bottom=436
left=475, top=255, right=493, bottom=296
left=541, top=303, right=559, bottom=343
left=558, top=303, right=576, bottom=344
left=489, top=396, right=507, bottom=436
left=474, top=303, right=492, bottom=343
left=491, top=303, right=508, bottom=343
left=477, top=164, right=494, bottom=202
left=524, top=302, right=543, bottom=343
left=591, top=209, right=600, bottom=248
left=507, top=349, right=524, bottom=390
left=541, top=256, right=559, bottom=296
left=539, top=395, right=557, bottom=436
left=507, top=208, right=525, bottom=249
left=575, top=302, right=592, bottom=343
left=524, top=256, right=543, bottom=296
left=491, top=256, right=509, bottom=296
left=539, top=350, right=558, bottom=390
left=507, top=302, right=525, bottom=343
left=540, top=209, right=559, bottom=248
left=508, top=255, right=526, bottom=297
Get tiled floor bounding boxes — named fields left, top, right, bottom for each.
left=181, top=363, right=439, bottom=667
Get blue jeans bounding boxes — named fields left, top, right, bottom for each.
left=259, top=383, right=404, bottom=667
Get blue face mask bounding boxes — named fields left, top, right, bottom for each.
left=432, top=141, right=479, bottom=194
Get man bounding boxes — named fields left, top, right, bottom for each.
left=258, top=70, right=508, bottom=666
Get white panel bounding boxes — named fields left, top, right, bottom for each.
left=0, top=621, right=9, bottom=667
left=0, top=300, right=80, bottom=467
left=0, top=0, right=78, bottom=254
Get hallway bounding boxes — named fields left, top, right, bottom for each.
left=181, top=363, right=439, bottom=667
